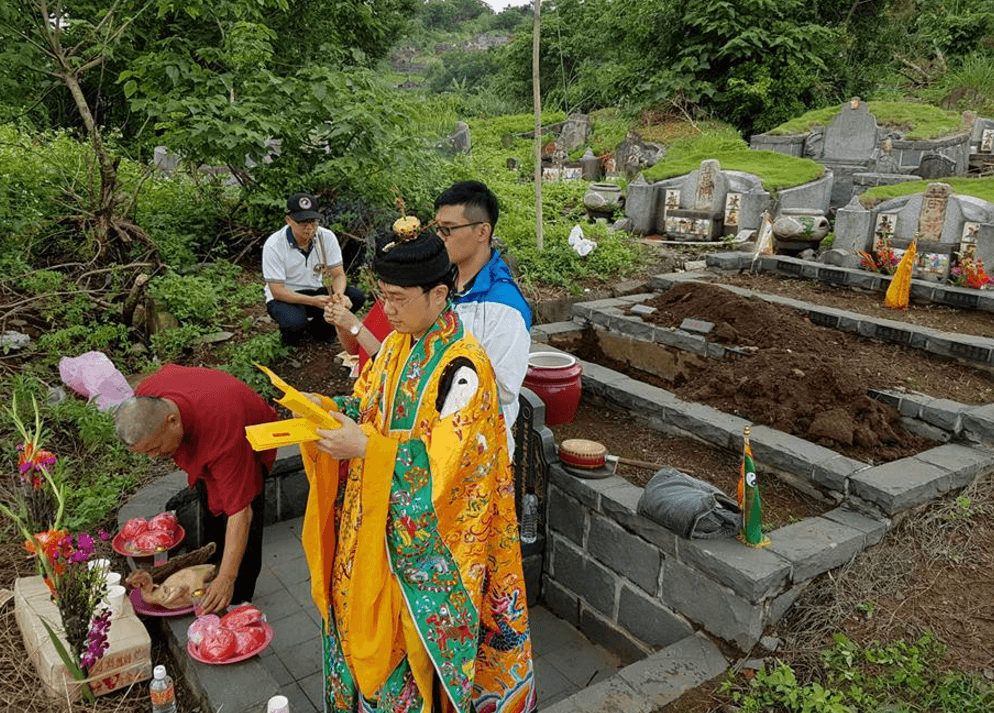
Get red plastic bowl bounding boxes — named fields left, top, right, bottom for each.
left=112, top=525, right=186, bottom=559
left=187, top=622, right=274, bottom=664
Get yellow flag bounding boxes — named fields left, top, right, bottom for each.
left=885, top=239, right=916, bottom=310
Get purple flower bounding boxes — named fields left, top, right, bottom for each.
left=98, top=529, right=111, bottom=542
left=80, top=609, right=112, bottom=670
left=75, top=532, right=95, bottom=556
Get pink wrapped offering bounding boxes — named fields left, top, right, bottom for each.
left=220, top=604, right=266, bottom=630
left=121, top=517, right=149, bottom=540
left=134, top=529, right=174, bottom=551
left=148, top=512, right=178, bottom=535
left=187, top=614, right=222, bottom=647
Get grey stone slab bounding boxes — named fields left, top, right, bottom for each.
left=898, top=394, right=927, bottom=419
left=599, top=480, right=643, bottom=515
left=550, top=466, right=628, bottom=512
left=901, top=416, right=952, bottom=443
left=748, top=425, right=843, bottom=487
left=850, top=455, right=971, bottom=515
left=612, top=281, right=653, bottom=297
left=766, top=516, right=869, bottom=583
left=661, top=559, right=765, bottom=649
left=262, top=652, right=295, bottom=687
left=270, top=610, right=321, bottom=653
left=529, top=604, right=590, bottom=655
left=546, top=609, right=625, bottom=684
left=617, top=584, right=693, bottom=648
left=578, top=605, right=649, bottom=666
left=255, top=588, right=308, bottom=624
left=617, top=633, right=727, bottom=709
left=551, top=536, right=618, bottom=616
left=569, top=674, right=653, bottom=713
left=282, top=681, right=318, bottom=713
left=811, top=454, right=868, bottom=492
left=535, top=656, right=576, bottom=701
left=962, top=405, right=994, bottom=446
left=576, top=359, right=631, bottom=393
left=821, top=507, right=889, bottom=546
left=588, top=513, right=661, bottom=594
left=253, top=565, right=285, bottom=599
left=540, top=697, right=580, bottom=713
left=602, top=494, right=679, bottom=558
left=706, top=252, right=751, bottom=270
left=919, top=398, right=965, bottom=432
left=276, top=629, right=323, bottom=680
left=299, top=670, right=325, bottom=709
left=677, top=537, right=791, bottom=603
left=656, top=327, right=708, bottom=355
left=548, top=486, right=586, bottom=546
left=914, top=443, right=994, bottom=484
left=542, top=575, right=580, bottom=628
left=660, top=401, right=748, bottom=451
left=867, top=389, right=902, bottom=409
left=769, top=583, right=807, bottom=624
left=271, top=553, right=311, bottom=587
left=574, top=297, right=630, bottom=312
left=531, top=321, right=585, bottom=341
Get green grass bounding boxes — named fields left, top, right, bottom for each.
left=643, top=149, right=825, bottom=192
left=767, top=101, right=968, bottom=140
left=860, top=177, right=994, bottom=207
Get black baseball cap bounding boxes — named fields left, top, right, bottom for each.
left=286, top=193, right=321, bottom=222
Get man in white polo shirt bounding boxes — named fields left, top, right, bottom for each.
left=263, top=192, right=365, bottom=345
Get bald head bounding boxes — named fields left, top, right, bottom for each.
left=114, top=396, right=178, bottom=447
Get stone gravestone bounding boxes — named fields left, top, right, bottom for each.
left=694, top=159, right=728, bottom=212
left=663, top=160, right=727, bottom=241
left=624, top=175, right=656, bottom=234
left=614, top=131, right=665, bottom=176
left=917, top=182, right=951, bottom=243
left=822, top=99, right=877, bottom=161
left=446, top=122, right=471, bottom=154
left=558, top=113, right=591, bottom=152
left=831, top=195, right=873, bottom=252
left=912, top=154, right=956, bottom=179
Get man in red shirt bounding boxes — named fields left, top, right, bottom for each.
left=113, top=365, right=277, bottom=613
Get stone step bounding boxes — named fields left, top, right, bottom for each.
left=539, top=632, right=726, bottom=713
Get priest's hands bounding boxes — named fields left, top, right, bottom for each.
left=316, top=411, right=368, bottom=459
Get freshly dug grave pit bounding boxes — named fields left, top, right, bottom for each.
left=551, top=400, right=828, bottom=528
left=561, top=281, right=994, bottom=463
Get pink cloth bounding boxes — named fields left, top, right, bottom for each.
left=59, top=351, right=134, bottom=410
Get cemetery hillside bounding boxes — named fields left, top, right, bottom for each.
left=2, top=0, right=994, bottom=710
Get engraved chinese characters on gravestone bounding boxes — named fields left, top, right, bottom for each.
left=917, top=182, right=951, bottom=243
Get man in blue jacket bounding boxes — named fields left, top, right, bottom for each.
left=434, top=181, right=532, bottom=453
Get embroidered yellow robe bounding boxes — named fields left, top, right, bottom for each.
left=301, top=307, right=535, bottom=713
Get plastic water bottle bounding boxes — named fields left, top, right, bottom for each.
left=150, top=665, right=176, bottom=713
left=520, top=493, right=539, bottom=544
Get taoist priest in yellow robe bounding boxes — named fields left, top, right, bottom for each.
left=300, top=220, right=536, bottom=713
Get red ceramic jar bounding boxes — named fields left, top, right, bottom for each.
left=523, top=352, right=583, bottom=426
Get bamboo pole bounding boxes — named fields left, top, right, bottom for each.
left=532, top=0, right=544, bottom=251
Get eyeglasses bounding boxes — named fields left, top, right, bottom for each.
left=371, top=287, right=423, bottom=310
left=436, top=222, right=483, bottom=237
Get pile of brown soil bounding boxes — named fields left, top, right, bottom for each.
left=605, top=281, right=994, bottom=462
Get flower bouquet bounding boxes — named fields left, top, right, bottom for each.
left=2, top=396, right=113, bottom=702
left=950, top=253, right=992, bottom=290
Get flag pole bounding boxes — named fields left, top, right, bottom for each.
left=738, top=426, right=771, bottom=548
